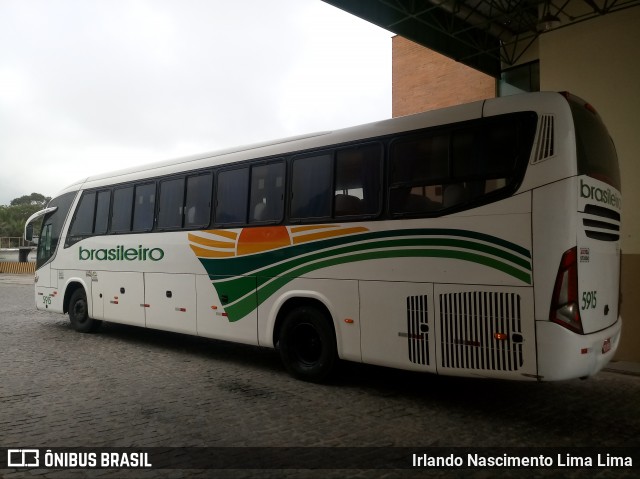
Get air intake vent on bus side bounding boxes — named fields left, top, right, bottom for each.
left=439, top=292, right=523, bottom=371
left=407, top=295, right=430, bottom=365
left=583, top=204, right=620, bottom=241
left=532, top=114, right=555, bottom=163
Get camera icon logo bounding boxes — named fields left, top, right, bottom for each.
left=7, top=449, right=40, bottom=467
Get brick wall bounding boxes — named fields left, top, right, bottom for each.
left=392, top=36, right=496, bottom=117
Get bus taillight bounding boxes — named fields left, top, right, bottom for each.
left=550, top=247, right=584, bottom=334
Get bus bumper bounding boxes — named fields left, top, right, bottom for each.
left=535, top=317, right=622, bottom=381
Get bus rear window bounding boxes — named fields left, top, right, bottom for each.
left=568, top=96, right=621, bottom=190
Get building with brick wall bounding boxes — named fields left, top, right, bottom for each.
left=392, top=36, right=495, bottom=118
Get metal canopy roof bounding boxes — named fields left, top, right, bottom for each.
left=322, top=0, right=640, bottom=77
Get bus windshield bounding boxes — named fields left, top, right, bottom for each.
left=569, top=95, right=620, bottom=190
left=36, top=191, right=76, bottom=268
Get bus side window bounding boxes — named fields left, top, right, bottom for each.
left=446, top=128, right=480, bottom=206
left=290, top=154, right=332, bottom=220
left=484, top=120, right=519, bottom=177
left=94, top=190, right=111, bottom=235
left=68, top=191, right=96, bottom=243
left=185, top=172, right=212, bottom=229
left=158, top=177, right=185, bottom=229
left=66, top=189, right=111, bottom=246
left=111, top=186, right=134, bottom=233
left=334, top=143, right=381, bottom=217
left=389, top=118, right=530, bottom=215
left=132, top=183, right=156, bottom=232
left=481, top=118, right=521, bottom=194
left=250, top=162, right=284, bottom=224
left=216, top=168, right=249, bottom=225
left=389, top=134, right=448, bottom=215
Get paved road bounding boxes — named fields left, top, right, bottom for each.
left=1, top=278, right=639, bottom=479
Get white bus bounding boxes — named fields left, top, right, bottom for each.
left=25, top=91, right=621, bottom=382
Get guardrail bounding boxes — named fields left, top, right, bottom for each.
left=0, top=237, right=31, bottom=248
left=0, top=237, right=36, bottom=266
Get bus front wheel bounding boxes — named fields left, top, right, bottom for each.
left=69, top=288, right=102, bottom=333
left=278, top=306, right=337, bottom=382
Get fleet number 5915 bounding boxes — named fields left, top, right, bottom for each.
left=581, top=291, right=597, bottom=310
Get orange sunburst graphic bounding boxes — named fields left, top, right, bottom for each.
left=188, top=230, right=237, bottom=258
left=237, top=226, right=291, bottom=255
left=189, top=224, right=369, bottom=258
left=290, top=225, right=369, bottom=244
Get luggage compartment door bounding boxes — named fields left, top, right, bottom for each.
left=360, top=281, right=436, bottom=373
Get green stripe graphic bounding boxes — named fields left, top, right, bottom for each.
left=195, top=229, right=531, bottom=322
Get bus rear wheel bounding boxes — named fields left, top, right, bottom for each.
left=69, top=288, right=102, bottom=333
left=278, top=306, right=337, bottom=382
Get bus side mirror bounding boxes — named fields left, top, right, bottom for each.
left=25, top=223, right=38, bottom=245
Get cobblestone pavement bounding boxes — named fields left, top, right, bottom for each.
left=1, top=278, right=639, bottom=479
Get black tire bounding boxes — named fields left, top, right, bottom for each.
left=69, top=288, right=102, bottom=333
left=278, top=306, right=337, bottom=382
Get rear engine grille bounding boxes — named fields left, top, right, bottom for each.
left=439, top=291, right=523, bottom=371
left=407, top=295, right=429, bottom=365
left=583, top=204, right=620, bottom=241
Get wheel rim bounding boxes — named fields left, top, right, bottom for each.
left=290, top=322, right=323, bottom=366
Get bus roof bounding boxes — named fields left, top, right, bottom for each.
left=55, top=91, right=570, bottom=196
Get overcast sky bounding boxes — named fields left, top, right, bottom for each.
left=0, top=0, right=391, bottom=205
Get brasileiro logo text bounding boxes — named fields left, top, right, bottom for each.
left=580, top=179, right=621, bottom=210
left=79, top=245, right=164, bottom=261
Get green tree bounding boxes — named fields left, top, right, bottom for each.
left=10, top=192, right=50, bottom=207
left=0, top=193, right=50, bottom=240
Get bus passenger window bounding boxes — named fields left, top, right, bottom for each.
left=66, top=191, right=97, bottom=247
left=216, top=168, right=249, bottom=225
left=158, top=177, right=185, bottom=229
left=94, top=190, right=111, bottom=235
left=250, top=162, right=284, bottom=223
left=69, top=192, right=96, bottom=237
left=185, top=173, right=212, bottom=228
left=390, top=134, right=448, bottom=215
left=442, top=183, right=469, bottom=207
left=485, top=178, right=507, bottom=194
left=393, top=135, right=448, bottom=184
left=484, top=121, right=519, bottom=177
left=132, top=183, right=156, bottom=232
left=291, top=154, right=332, bottom=220
left=334, top=143, right=381, bottom=217
left=452, top=129, right=477, bottom=178
left=111, top=186, right=134, bottom=233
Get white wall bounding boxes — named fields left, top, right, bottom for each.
left=539, top=7, right=640, bottom=253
